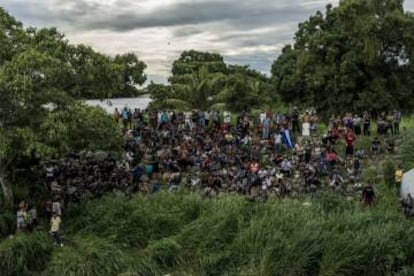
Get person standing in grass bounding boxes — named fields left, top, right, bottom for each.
left=50, top=212, right=63, bottom=247
left=113, top=108, right=120, bottom=125
left=344, top=127, right=356, bottom=158
left=393, top=110, right=401, bottom=135
left=395, top=165, right=403, bottom=196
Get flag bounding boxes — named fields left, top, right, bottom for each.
left=281, top=129, right=294, bottom=149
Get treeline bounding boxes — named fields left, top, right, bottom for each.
left=0, top=7, right=147, bottom=99
left=149, top=0, right=414, bottom=116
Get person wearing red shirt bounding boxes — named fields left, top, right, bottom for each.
left=344, top=128, right=356, bottom=157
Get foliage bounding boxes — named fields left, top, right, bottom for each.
left=0, top=8, right=128, bottom=207
left=271, top=0, right=414, bottom=116
left=0, top=212, right=15, bottom=238
left=150, top=50, right=275, bottom=111
left=0, top=232, right=52, bottom=275
left=401, top=132, right=414, bottom=171
left=1, top=190, right=413, bottom=275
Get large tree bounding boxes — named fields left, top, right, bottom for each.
left=150, top=50, right=274, bottom=111
left=0, top=8, right=125, bottom=207
left=162, top=50, right=228, bottom=110
left=272, top=0, right=414, bottom=116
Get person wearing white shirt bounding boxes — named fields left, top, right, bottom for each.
left=259, top=112, right=266, bottom=125
left=223, top=111, right=231, bottom=124
left=184, top=111, right=192, bottom=130
left=274, top=133, right=282, bottom=152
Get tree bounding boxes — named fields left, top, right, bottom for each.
left=158, top=50, right=228, bottom=110
left=170, top=50, right=227, bottom=79
left=271, top=0, right=414, bottom=116
left=217, top=65, right=273, bottom=112
left=0, top=9, right=127, bottom=207
left=114, top=53, right=147, bottom=97
left=146, top=82, right=172, bottom=110
left=149, top=50, right=274, bottom=111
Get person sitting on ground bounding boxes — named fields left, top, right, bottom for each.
left=280, top=158, right=292, bottom=177
left=355, top=148, right=366, bottom=159
left=329, top=167, right=344, bottom=187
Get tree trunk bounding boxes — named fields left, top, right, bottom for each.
left=0, top=170, right=14, bottom=209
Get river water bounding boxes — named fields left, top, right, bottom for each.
left=85, top=96, right=152, bottom=113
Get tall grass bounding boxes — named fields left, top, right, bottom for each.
left=1, top=192, right=414, bottom=275
left=0, top=232, right=52, bottom=275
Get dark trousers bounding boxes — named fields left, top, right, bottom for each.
left=52, top=231, right=62, bottom=244
left=292, top=120, right=301, bottom=134
left=393, top=122, right=400, bottom=135
left=363, top=123, right=370, bottom=136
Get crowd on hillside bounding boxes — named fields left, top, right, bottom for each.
left=110, top=107, right=402, bottom=202
left=17, top=106, right=408, bottom=244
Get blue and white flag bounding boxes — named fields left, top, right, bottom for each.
left=281, top=129, right=294, bottom=149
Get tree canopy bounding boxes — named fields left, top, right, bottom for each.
left=149, top=50, right=275, bottom=111
left=271, top=0, right=414, bottom=116
left=0, top=7, right=126, bottom=207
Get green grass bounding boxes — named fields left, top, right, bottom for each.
left=1, top=191, right=413, bottom=276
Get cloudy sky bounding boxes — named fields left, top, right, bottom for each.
left=2, top=0, right=414, bottom=84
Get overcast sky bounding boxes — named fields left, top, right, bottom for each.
left=2, top=0, right=414, bottom=84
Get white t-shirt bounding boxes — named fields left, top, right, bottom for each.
left=223, top=111, right=231, bottom=123
left=259, top=112, right=266, bottom=124
left=274, top=134, right=282, bottom=144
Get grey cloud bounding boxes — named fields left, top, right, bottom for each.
left=96, top=2, right=323, bottom=32
left=3, top=0, right=329, bottom=31
left=172, top=26, right=205, bottom=38
left=225, top=51, right=278, bottom=74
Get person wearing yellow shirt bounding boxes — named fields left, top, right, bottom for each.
left=395, top=165, right=404, bottom=195
left=50, top=212, right=63, bottom=247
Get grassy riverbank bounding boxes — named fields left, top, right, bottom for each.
left=0, top=186, right=413, bottom=276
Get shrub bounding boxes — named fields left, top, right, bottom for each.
left=0, top=232, right=52, bottom=275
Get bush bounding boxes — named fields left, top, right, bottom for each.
left=0, top=232, right=52, bottom=275
left=0, top=211, right=16, bottom=238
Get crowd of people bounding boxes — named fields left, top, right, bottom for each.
left=17, top=106, right=406, bottom=244
left=113, top=107, right=402, bottom=202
